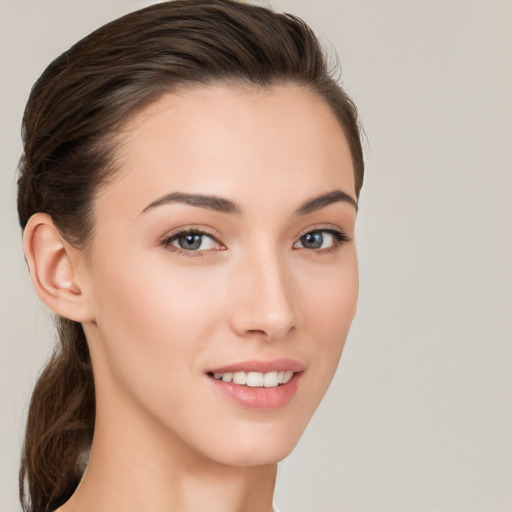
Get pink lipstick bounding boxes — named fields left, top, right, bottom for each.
left=206, top=359, right=304, bottom=410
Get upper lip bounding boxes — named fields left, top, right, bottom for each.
left=207, top=358, right=305, bottom=374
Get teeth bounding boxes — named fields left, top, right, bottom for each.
left=212, top=370, right=294, bottom=387
left=233, top=371, right=247, bottom=385
left=263, top=371, right=279, bottom=387
left=247, top=372, right=263, bottom=387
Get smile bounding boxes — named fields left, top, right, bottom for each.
left=210, top=370, right=294, bottom=388
left=206, top=359, right=304, bottom=410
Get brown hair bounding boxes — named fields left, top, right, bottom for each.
left=17, top=1, right=365, bottom=511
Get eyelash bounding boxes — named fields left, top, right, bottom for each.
left=160, top=228, right=220, bottom=258
left=160, top=226, right=351, bottom=258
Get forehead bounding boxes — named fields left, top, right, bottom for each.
left=99, top=84, right=355, bottom=217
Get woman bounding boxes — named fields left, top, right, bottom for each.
left=17, top=1, right=364, bottom=511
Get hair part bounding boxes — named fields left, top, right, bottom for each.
left=17, top=1, right=365, bottom=510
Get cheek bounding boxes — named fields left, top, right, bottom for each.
left=303, top=247, right=358, bottom=331
left=87, top=249, right=224, bottom=395
left=300, top=248, right=358, bottom=387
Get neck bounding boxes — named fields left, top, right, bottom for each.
left=56, top=377, right=277, bottom=512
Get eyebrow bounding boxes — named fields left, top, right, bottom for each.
left=140, top=189, right=357, bottom=215
left=293, top=189, right=358, bottom=215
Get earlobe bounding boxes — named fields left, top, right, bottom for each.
left=23, top=213, right=94, bottom=322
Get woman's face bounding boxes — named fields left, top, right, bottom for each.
left=81, top=84, right=358, bottom=467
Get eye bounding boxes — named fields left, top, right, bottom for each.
left=161, top=230, right=220, bottom=252
left=293, top=229, right=350, bottom=252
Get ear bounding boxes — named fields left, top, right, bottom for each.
left=23, top=213, right=94, bottom=323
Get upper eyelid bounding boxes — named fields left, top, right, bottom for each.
left=161, top=226, right=221, bottom=242
left=295, top=223, right=350, bottom=240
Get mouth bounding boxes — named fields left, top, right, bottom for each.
left=207, top=370, right=294, bottom=388
left=206, top=359, right=304, bottom=410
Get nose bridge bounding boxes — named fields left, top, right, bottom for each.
left=229, top=244, right=296, bottom=340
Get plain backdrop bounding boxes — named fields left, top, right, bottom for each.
left=1, top=1, right=511, bottom=511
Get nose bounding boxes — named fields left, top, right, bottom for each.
left=228, top=248, right=297, bottom=341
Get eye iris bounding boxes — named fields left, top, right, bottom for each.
left=179, top=234, right=202, bottom=250
left=302, top=231, right=323, bottom=249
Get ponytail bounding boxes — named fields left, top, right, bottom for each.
left=19, top=319, right=95, bottom=512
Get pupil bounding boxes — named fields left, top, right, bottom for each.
left=179, top=234, right=201, bottom=250
left=302, top=232, right=323, bottom=249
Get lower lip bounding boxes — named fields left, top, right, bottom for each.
left=208, top=373, right=302, bottom=411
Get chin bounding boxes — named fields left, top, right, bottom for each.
left=213, top=444, right=296, bottom=468
left=194, top=420, right=307, bottom=468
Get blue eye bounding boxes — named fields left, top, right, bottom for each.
left=293, top=229, right=350, bottom=251
left=162, top=231, right=219, bottom=252
left=299, top=231, right=328, bottom=249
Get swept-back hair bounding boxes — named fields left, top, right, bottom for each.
left=17, top=1, right=364, bottom=510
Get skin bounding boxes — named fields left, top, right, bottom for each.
left=26, top=84, right=358, bottom=512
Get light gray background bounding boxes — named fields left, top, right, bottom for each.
left=1, top=1, right=511, bottom=511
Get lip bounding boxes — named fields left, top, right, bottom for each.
left=207, top=358, right=305, bottom=374
left=206, top=359, right=305, bottom=411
